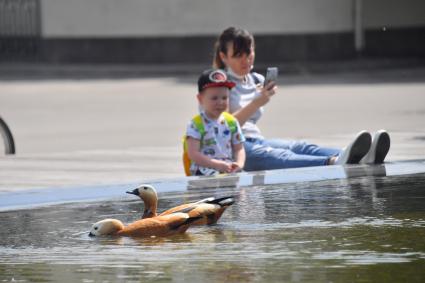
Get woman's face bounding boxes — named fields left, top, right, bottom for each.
left=220, top=43, right=255, bottom=76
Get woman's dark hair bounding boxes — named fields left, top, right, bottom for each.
left=213, top=27, right=254, bottom=69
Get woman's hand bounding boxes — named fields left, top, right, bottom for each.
left=255, top=81, right=277, bottom=107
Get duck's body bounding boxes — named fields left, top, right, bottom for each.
left=89, top=212, right=200, bottom=237
left=127, top=185, right=234, bottom=225
left=161, top=197, right=234, bottom=225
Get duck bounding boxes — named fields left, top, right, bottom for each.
left=88, top=212, right=201, bottom=237
left=126, top=184, right=234, bottom=225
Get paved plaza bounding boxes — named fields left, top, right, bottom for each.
left=1, top=65, right=425, bottom=193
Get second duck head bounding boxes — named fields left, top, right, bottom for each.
left=126, top=184, right=158, bottom=218
left=126, top=184, right=158, bottom=202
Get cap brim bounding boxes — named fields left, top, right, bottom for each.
left=202, top=81, right=236, bottom=91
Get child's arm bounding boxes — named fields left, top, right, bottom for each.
left=186, top=137, right=233, bottom=173
left=231, top=143, right=245, bottom=172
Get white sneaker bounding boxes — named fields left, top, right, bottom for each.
left=336, top=131, right=372, bottom=165
left=360, top=130, right=390, bottom=164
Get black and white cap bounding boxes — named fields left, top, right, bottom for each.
left=198, top=69, right=236, bottom=92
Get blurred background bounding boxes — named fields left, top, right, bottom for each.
left=1, top=0, right=424, bottom=65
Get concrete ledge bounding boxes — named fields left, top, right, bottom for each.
left=1, top=160, right=425, bottom=212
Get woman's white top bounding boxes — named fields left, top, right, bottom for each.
left=227, top=71, right=265, bottom=140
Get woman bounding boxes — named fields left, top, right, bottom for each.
left=212, top=27, right=390, bottom=171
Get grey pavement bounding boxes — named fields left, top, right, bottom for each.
left=1, top=65, right=425, bottom=193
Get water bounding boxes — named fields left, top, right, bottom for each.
left=1, top=174, right=425, bottom=282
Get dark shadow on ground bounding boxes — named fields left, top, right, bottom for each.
left=1, top=58, right=425, bottom=85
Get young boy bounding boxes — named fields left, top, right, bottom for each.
left=185, top=69, right=246, bottom=176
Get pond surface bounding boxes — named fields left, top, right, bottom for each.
left=1, top=174, right=425, bottom=282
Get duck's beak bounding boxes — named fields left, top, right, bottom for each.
left=126, top=188, right=139, bottom=196
left=88, top=232, right=95, bottom=237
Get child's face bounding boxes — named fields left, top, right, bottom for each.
left=220, top=42, right=255, bottom=76
left=198, top=87, right=229, bottom=119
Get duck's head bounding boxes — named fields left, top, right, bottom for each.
left=126, top=184, right=158, bottom=202
left=89, top=219, right=124, bottom=237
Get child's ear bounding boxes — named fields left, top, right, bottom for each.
left=197, top=93, right=202, bottom=104
left=219, top=51, right=227, bottom=65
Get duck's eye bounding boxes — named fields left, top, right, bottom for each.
left=94, top=227, right=98, bottom=230
left=143, top=187, right=148, bottom=190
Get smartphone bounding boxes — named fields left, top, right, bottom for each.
left=264, top=67, right=278, bottom=87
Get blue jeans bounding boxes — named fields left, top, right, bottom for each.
left=244, top=138, right=341, bottom=171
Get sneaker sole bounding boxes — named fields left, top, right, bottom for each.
left=373, top=132, right=390, bottom=164
left=346, top=132, right=372, bottom=164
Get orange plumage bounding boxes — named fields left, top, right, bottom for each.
left=89, top=212, right=200, bottom=237
left=126, top=184, right=234, bottom=225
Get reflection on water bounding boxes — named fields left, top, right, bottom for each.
left=1, top=174, right=425, bottom=282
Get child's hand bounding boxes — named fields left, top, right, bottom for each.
left=230, top=162, right=243, bottom=173
left=255, top=81, right=277, bottom=107
left=213, top=160, right=233, bottom=173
